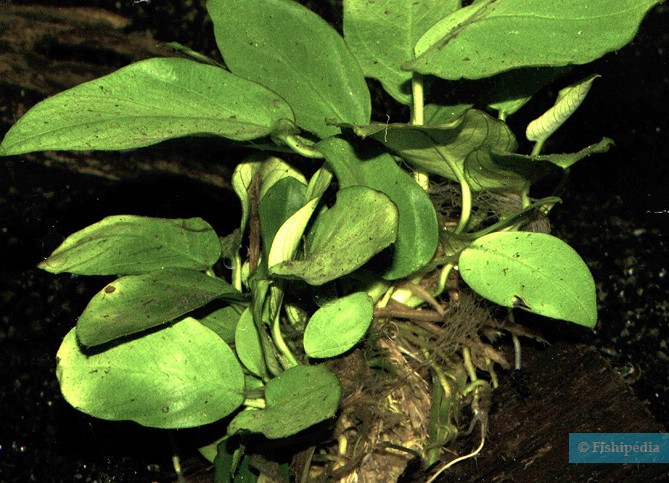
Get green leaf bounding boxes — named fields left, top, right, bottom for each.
left=303, top=292, right=373, bottom=358
left=440, top=196, right=561, bottom=255
left=249, top=278, right=284, bottom=377
left=267, top=197, right=322, bottom=269
left=56, top=317, right=245, bottom=429
left=213, top=439, right=256, bottom=482
left=199, top=305, right=243, bottom=345
left=162, top=41, right=226, bottom=68
left=270, top=186, right=398, bottom=285
left=0, top=58, right=294, bottom=155
left=77, top=268, right=245, bottom=347
left=343, top=0, right=459, bottom=104
left=259, top=177, right=308, bottom=258
left=208, top=0, right=370, bottom=138
left=424, top=103, right=472, bottom=124
left=235, top=309, right=269, bottom=379
left=458, top=232, right=597, bottom=327
left=406, top=0, right=663, bottom=80
left=461, top=149, right=530, bottom=192
left=526, top=75, right=599, bottom=143
left=317, top=137, right=438, bottom=279
left=220, top=229, right=244, bottom=262
left=462, top=137, right=612, bottom=192
left=232, top=155, right=307, bottom=235
left=481, top=138, right=614, bottom=189
left=38, top=215, right=221, bottom=275
left=351, top=109, right=517, bottom=188
left=266, top=167, right=333, bottom=269
left=305, top=166, right=334, bottom=202
left=486, top=67, right=568, bottom=118
left=228, top=364, right=341, bottom=438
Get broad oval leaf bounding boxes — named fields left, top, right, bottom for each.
left=303, top=292, right=373, bottom=358
left=0, top=58, right=294, bottom=155
left=343, top=0, right=459, bottom=104
left=208, top=0, right=370, bottom=138
left=228, top=364, right=341, bottom=439
left=77, top=268, right=245, bottom=347
left=406, top=0, right=663, bottom=80
left=57, top=317, right=245, bottom=429
left=38, top=215, right=221, bottom=275
left=459, top=232, right=597, bottom=327
left=235, top=308, right=268, bottom=379
left=317, top=137, right=438, bottom=279
left=270, top=186, right=398, bottom=285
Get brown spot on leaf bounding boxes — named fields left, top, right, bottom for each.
left=104, top=285, right=116, bottom=294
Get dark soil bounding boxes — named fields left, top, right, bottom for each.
left=1, top=2, right=667, bottom=482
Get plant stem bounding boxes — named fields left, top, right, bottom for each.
left=232, top=253, right=243, bottom=292
left=411, top=73, right=425, bottom=126
left=453, top=176, right=472, bottom=235
left=272, top=308, right=298, bottom=368
left=531, top=139, right=545, bottom=156
left=281, top=134, right=325, bottom=159
left=243, top=398, right=266, bottom=409
left=428, top=138, right=472, bottom=235
left=435, top=262, right=454, bottom=298
left=521, top=185, right=531, bottom=209
left=411, top=73, right=429, bottom=190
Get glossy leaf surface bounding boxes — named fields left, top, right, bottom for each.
left=199, top=305, right=242, bottom=345
left=39, top=216, right=221, bottom=275
left=351, top=109, right=517, bottom=190
left=228, top=364, right=341, bottom=438
left=406, top=0, right=663, bottom=80
left=459, top=232, right=597, bottom=327
left=0, top=58, right=294, bottom=155
left=232, top=156, right=307, bottom=235
left=209, top=0, right=370, bottom=138
left=259, top=176, right=308, bottom=258
left=343, top=0, right=459, bottom=104
left=235, top=308, right=269, bottom=379
left=318, top=137, right=438, bottom=279
left=482, top=138, right=614, bottom=190
left=526, top=75, right=599, bottom=143
left=57, top=318, right=245, bottom=429
left=270, top=186, right=398, bottom=285
left=77, top=269, right=244, bottom=347
left=303, top=292, right=373, bottom=358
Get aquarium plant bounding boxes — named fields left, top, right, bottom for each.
left=0, top=0, right=661, bottom=480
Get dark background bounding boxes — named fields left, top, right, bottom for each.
left=1, top=1, right=667, bottom=481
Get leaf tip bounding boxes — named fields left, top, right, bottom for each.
left=37, top=257, right=59, bottom=273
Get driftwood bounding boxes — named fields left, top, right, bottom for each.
left=0, top=3, right=234, bottom=189
left=438, top=342, right=667, bottom=482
